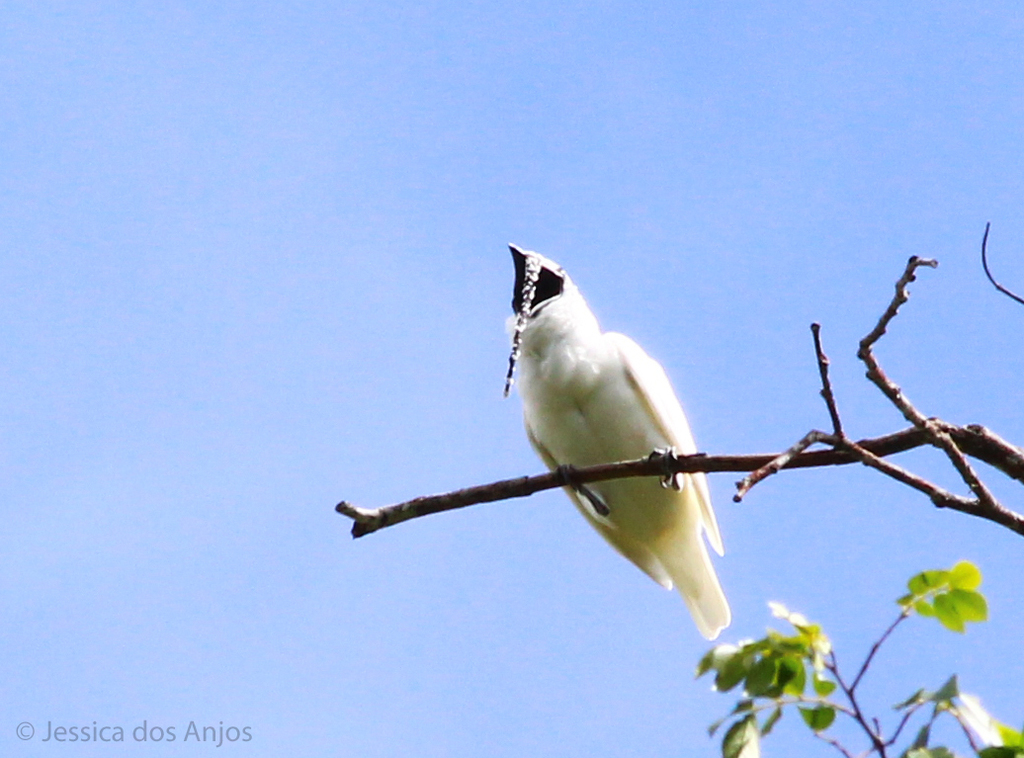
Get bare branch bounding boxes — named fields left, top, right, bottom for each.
left=886, top=700, right=926, bottom=748
left=856, top=255, right=1024, bottom=535
left=812, top=730, right=857, bottom=758
left=953, top=423, right=1024, bottom=483
left=336, top=423, right=1024, bottom=538
left=812, top=323, right=844, bottom=436
left=734, top=430, right=837, bottom=502
left=858, top=256, right=938, bottom=360
left=827, top=652, right=888, bottom=757
left=981, top=222, right=1024, bottom=306
left=804, top=322, right=983, bottom=515
left=850, top=611, right=909, bottom=694
left=335, top=253, right=1024, bottom=541
left=954, top=711, right=985, bottom=755
left=833, top=436, right=978, bottom=514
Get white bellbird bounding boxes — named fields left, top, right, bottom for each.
left=506, top=245, right=730, bottom=640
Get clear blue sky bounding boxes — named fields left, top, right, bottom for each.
left=2, top=2, right=1022, bottom=756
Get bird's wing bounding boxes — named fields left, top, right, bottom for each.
left=525, top=419, right=673, bottom=589
left=604, top=332, right=724, bottom=557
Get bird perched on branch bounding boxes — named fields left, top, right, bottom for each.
left=504, top=245, right=730, bottom=640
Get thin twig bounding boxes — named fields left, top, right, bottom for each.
left=827, top=652, right=888, bottom=757
left=833, top=437, right=976, bottom=514
left=981, top=222, right=1024, bottom=306
left=812, top=323, right=844, bottom=436
left=858, top=256, right=938, bottom=355
left=955, top=712, right=985, bottom=755
left=885, top=701, right=925, bottom=748
left=734, top=430, right=836, bottom=502
left=813, top=730, right=857, bottom=758
left=850, top=611, right=909, bottom=694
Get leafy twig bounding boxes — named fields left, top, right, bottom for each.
left=701, top=563, right=1001, bottom=758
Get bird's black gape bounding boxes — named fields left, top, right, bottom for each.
left=505, top=245, right=565, bottom=397
left=510, top=246, right=564, bottom=314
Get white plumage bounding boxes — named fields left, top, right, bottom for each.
left=507, top=245, right=730, bottom=640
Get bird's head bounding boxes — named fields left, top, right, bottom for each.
left=509, top=244, right=569, bottom=317
left=504, top=245, right=582, bottom=396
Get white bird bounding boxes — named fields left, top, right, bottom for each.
left=505, top=245, right=730, bottom=640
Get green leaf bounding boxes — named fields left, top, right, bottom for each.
left=732, top=699, right=755, bottom=714
left=949, top=561, right=982, bottom=591
left=909, top=723, right=931, bottom=749
left=745, top=657, right=778, bottom=697
left=979, top=748, right=1024, bottom=758
left=933, top=593, right=966, bottom=633
left=723, top=715, right=760, bottom=758
left=698, top=644, right=738, bottom=678
left=909, top=570, right=950, bottom=595
left=914, top=599, right=936, bottom=617
left=779, top=655, right=806, bottom=696
left=898, top=593, right=914, bottom=608
left=697, top=649, right=718, bottom=678
left=949, top=588, right=988, bottom=623
left=798, top=705, right=836, bottom=732
left=930, top=675, right=960, bottom=704
left=996, top=721, right=1024, bottom=747
left=905, top=748, right=956, bottom=758
left=761, top=708, right=782, bottom=737
left=812, top=671, right=836, bottom=696
left=794, top=620, right=823, bottom=639
left=715, top=651, right=751, bottom=692
left=895, top=688, right=928, bottom=710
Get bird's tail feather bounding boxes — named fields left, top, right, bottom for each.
left=657, top=530, right=731, bottom=641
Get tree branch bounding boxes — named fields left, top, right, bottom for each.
left=335, top=254, right=1024, bottom=540
left=812, top=322, right=844, bottom=436
left=826, top=651, right=888, bottom=756
left=734, top=430, right=837, bottom=502
left=856, top=256, right=1024, bottom=534
left=336, top=421, right=1024, bottom=538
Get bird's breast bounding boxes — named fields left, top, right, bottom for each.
left=520, top=338, right=667, bottom=469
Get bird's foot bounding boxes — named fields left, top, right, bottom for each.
left=556, top=464, right=610, bottom=517
left=578, top=484, right=610, bottom=517
left=649, top=448, right=682, bottom=491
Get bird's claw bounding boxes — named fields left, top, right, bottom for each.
left=579, top=484, right=610, bottom=516
left=650, top=448, right=682, bottom=490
